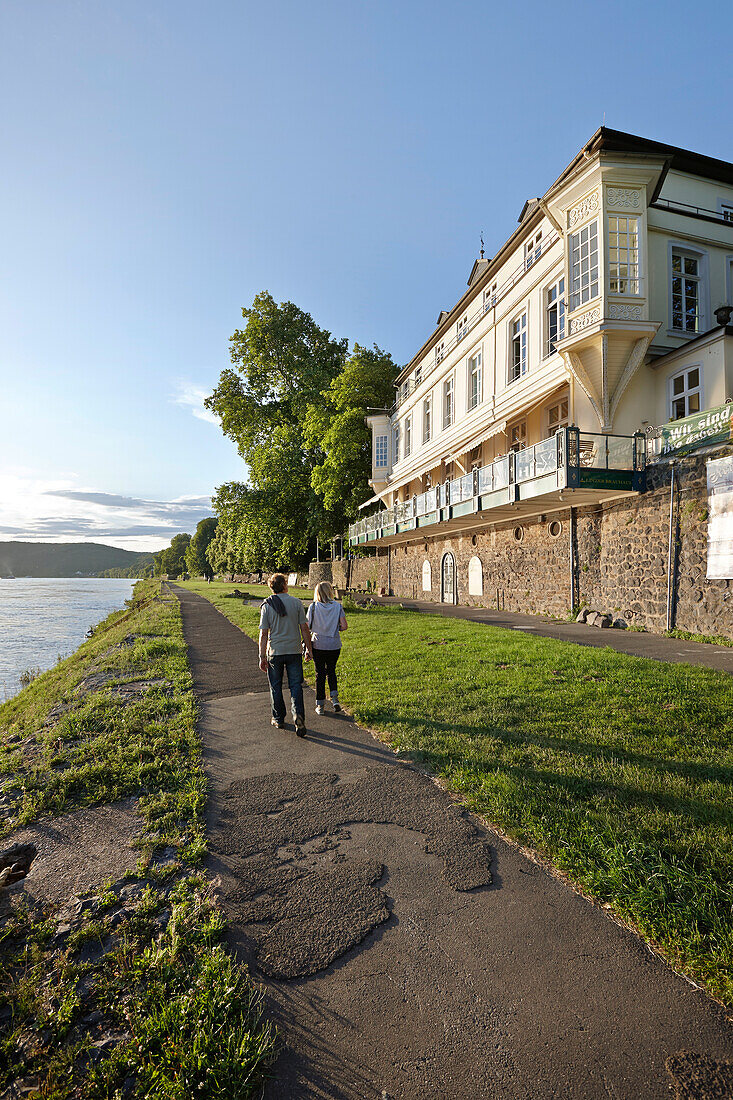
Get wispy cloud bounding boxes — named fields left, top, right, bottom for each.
left=0, top=474, right=214, bottom=552
left=172, top=382, right=219, bottom=426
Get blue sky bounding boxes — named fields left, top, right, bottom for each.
left=1, top=0, right=731, bottom=549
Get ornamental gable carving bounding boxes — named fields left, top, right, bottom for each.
left=609, top=304, right=643, bottom=320
left=606, top=187, right=641, bottom=211
left=569, top=306, right=601, bottom=334
left=568, top=191, right=599, bottom=228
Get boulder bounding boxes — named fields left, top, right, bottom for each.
left=585, top=611, right=600, bottom=627
left=613, top=617, right=628, bottom=630
left=597, top=614, right=612, bottom=628
left=575, top=608, right=588, bottom=623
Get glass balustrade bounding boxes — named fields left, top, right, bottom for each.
left=349, top=429, right=643, bottom=545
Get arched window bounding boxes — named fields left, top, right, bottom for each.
left=468, top=556, right=483, bottom=597
left=422, top=560, right=432, bottom=592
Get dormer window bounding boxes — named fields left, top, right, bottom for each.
left=525, top=230, right=542, bottom=270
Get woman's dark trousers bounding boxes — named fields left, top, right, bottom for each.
left=312, top=647, right=340, bottom=704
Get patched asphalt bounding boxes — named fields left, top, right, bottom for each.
left=174, top=585, right=733, bottom=1100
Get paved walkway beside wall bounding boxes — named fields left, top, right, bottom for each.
left=350, top=594, right=733, bottom=675
left=173, top=586, right=732, bottom=1100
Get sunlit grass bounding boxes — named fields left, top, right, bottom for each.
left=182, top=580, right=733, bottom=1007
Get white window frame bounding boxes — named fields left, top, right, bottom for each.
left=443, top=375, right=455, bottom=430
left=668, top=242, right=709, bottom=336
left=546, top=394, right=569, bottom=435
left=415, top=365, right=422, bottom=386
left=483, top=283, right=497, bottom=312
left=544, top=277, right=565, bottom=357
left=668, top=365, right=703, bottom=421
left=467, top=350, right=482, bottom=411
left=608, top=215, right=640, bottom=295
left=393, top=422, right=400, bottom=463
left=508, top=311, right=528, bottom=384
left=423, top=396, right=432, bottom=444
left=375, top=434, right=388, bottom=468
left=569, top=219, right=599, bottom=311
left=404, top=415, right=412, bottom=457
left=525, top=229, right=543, bottom=270
left=457, top=314, right=468, bottom=343
left=435, top=340, right=445, bottom=365
left=508, top=420, right=527, bottom=453
left=718, top=199, right=733, bottom=224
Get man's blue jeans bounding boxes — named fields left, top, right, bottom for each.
left=267, top=653, right=305, bottom=723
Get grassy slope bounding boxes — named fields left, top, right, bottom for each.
left=0, top=579, right=275, bottom=1098
left=181, top=579, right=733, bottom=1007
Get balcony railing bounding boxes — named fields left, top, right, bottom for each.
left=390, top=229, right=561, bottom=414
left=348, top=427, right=646, bottom=545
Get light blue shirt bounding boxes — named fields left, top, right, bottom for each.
left=306, top=600, right=345, bottom=650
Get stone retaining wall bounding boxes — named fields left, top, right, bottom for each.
left=336, top=446, right=732, bottom=639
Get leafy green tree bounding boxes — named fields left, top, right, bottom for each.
left=184, top=517, right=218, bottom=577
left=153, top=533, right=191, bottom=578
left=305, top=344, right=398, bottom=532
left=205, top=292, right=348, bottom=568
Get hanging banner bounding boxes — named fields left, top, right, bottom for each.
left=707, top=455, right=733, bottom=580
left=658, top=403, right=733, bottom=458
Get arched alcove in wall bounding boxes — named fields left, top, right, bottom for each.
left=422, top=559, right=432, bottom=592
left=468, top=555, right=483, bottom=597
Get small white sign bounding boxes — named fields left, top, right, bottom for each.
left=288, top=572, right=298, bottom=587
left=707, top=456, right=733, bottom=579
left=422, top=560, right=432, bottom=592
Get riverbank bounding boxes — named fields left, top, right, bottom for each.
left=0, top=579, right=275, bottom=1097
left=180, top=578, right=733, bottom=1009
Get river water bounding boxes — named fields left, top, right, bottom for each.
left=0, top=578, right=135, bottom=702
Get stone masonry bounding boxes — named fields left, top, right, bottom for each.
left=334, top=445, right=733, bottom=640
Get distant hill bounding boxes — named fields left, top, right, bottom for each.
left=0, top=542, right=156, bottom=578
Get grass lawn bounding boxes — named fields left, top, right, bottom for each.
left=0, top=579, right=275, bottom=1098
left=180, top=579, right=733, bottom=1008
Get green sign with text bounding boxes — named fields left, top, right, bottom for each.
left=659, top=403, right=733, bottom=457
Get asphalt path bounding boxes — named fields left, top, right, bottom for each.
left=173, top=585, right=733, bottom=1100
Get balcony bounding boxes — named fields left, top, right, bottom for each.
left=348, top=428, right=646, bottom=546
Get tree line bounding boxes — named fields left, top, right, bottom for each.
left=154, top=291, right=397, bottom=577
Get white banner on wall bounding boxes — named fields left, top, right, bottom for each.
left=707, top=456, right=733, bottom=580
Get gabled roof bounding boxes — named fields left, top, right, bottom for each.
left=467, top=257, right=490, bottom=287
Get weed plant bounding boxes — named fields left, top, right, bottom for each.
left=0, top=579, right=275, bottom=1097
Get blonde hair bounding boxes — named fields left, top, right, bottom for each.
left=314, top=581, right=334, bottom=603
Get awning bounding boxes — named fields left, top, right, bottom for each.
left=358, top=494, right=382, bottom=510
left=446, top=420, right=507, bottom=464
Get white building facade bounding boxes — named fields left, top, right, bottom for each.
left=344, top=130, right=733, bottom=631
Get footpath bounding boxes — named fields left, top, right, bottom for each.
left=351, top=595, right=733, bottom=675
left=173, top=586, right=732, bottom=1100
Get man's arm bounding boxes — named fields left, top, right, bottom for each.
left=300, top=621, right=313, bottom=661
left=259, top=628, right=269, bottom=673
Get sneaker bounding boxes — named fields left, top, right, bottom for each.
left=332, top=702, right=342, bottom=713
left=315, top=704, right=324, bottom=716
left=294, top=715, right=307, bottom=738
left=271, top=717, right=285, bottom=729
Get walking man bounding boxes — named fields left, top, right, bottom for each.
left=259, top=573, right=313, bottom=736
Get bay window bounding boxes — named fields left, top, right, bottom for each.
left=569, top=220, right=599, bottom=310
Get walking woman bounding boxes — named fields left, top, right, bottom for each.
left=307, top=581, right=347, bottom=716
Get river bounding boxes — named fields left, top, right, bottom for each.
left=0, top=578, right=135, bottom=702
